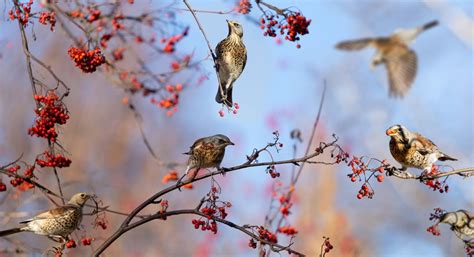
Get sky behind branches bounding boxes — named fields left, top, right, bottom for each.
left=0, top=0, right=472, bottom=256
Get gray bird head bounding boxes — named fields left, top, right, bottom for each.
left=68, top=192, right=91, bottom=207
left=227, top=20, right=244, bottom=38
left=386, top=124, right=412, bottom=142
left=209, top=134, right=235, bottom=148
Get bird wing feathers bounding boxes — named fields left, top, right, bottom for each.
left=410, top=133, right=438, bottom=155
left=20, top=206, right=74, bottom=223
left=335, top=38, right=374, bottom=51
left=385, top=45, right=417, bottom=97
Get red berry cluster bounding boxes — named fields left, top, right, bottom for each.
left=322, top=237, right=334, bottom=255
left=426, top=224, right=441, bottom=236
left=66, top=239, right=76, bottom=248
left=347, top=157, right=389, bottom=199
left=218, top=102, right=240, bottom=117
left=277, top=226, right=298, bottom=236
left=158, top=200, right=169, bottom=220
left=68, top=47, right=106, bottom=73
left=94, top=212, right=109, bottom=230
left=8, top=0, right=33, bottom=26
left=36, top=151, right=72, bottom=168
left=259, top=11, right=311, bottom=48
left=266, top=165, right=280, bottom=178
left=282, top=13, right=311, bottom=43
left=257, top=226, right=278, bottom=244
left=150, top=84, right=183, bottom=117
left=162, top=170, right=178, bottom=184
left=2, top=165, right=35, bottom=192
left=248, top=238, right=257, bottom=249
left=423, top=165, right=449, bottom=193
left=356, top=183, right=373, bottom=199
left=111, top=14, right=125, bottom=31
left=86, top=8, right=101, bottom=23
left=28, top=91, right=69, bottom=142
left=0, top=181, right=6, bottom=192
left=38, top=11, right=56, bottom=31
left=192, top=219, right=218, bottom=234
left=235, top=0, right=252, bottom=14
left=161, top=27, right=189, bottom=53
left=465, top=242, right=474, bottom=257
left=81, top=237, right=93, bottom=246
left=112, top=48, right=125, bottom=61
left=278, top=194, right=292, bottom=216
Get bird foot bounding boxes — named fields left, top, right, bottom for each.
left=219, top=167, right=230, bottom=176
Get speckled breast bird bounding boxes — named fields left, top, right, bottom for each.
left=335, top=20, right=438, bottom=97
left=180, top=134, right=234, bottom=183
left=0, top=193, right=90, bottom=240
left=215, top=20, right=247, bottom=107
left=386, top=124, right=457, bottom=171
left=439, top=210, right=474, bottom=240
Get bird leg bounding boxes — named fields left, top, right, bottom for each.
left=176, top=173, right=187, bottom=191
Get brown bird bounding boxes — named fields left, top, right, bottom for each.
left=177, top=134, right=234, bottom=186
left=0, top=193, right=91, bottom=240
left=386, top=124, right=457, bottom=172
left=215, top=20, right=247, bottom=107
left=439, top=210, right=474, bottom=240
left=335, top=20, right=438, bottom=97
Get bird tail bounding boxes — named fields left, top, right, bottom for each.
left=439, top=153, right=457, bottom=162
left=421, top=20, right=439, bottom=31
left=0, top=227, right=24, bottom=237
left=215, top=83, right=233, bottom=107
left=335, top=38, right=373, bottom=51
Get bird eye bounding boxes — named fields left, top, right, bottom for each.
left=80, top=193, right=86, bottom=198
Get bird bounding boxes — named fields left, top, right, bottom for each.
left=0, top=192, right=91, bottom=241
left=335, top=20, right=438, bottom=97
left=439, top=210, right=474, bottom=240
left=177, top=134, right=234, bottom=186
left=215, top=20, right=247, bottom=107
left=386, top=124, right=457, bottom=172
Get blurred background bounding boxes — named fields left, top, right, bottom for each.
left=0, top=0, right=472, bottom=256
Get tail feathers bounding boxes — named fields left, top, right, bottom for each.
left=335, top=38, right=373, bottom=51
left=422, top=20, right=439, bottom=31
left=0, top=227, right=24, bottom=237
left=215, top=84, right=233, bottom=107
left=439, top=153, right=457, bottom=162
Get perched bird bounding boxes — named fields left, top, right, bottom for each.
left=439, top=210, right=474, bottom=240
left=0, top=193, right=91, bottom=240
left=178, top=134, right=234, bottom=185
left=386, top=124, right=457, bottom=171
left=215, top=20, right=247, bottom=107
left=335, top=20, right=438, bottom=97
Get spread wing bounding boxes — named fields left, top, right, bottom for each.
left=385, top=45, right=417, bottom=97
left=335, top=38, right=374, bottom=51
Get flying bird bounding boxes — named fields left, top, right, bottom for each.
left=336, top=20, right=438, bottom=97
left=177, top=134, right=234, bottom=186
left=0, top=193, right=91, bottom=240
left=386, top=124, right=457, bottom=172
left=215, top=20, right=247, bottom=107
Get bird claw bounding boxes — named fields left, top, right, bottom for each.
left=219, top=167, right=230, bottom=176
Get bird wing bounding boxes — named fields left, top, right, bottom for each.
left=20, top=206, right=73, bottom=223
left=335, top=38, right=374, bottom=51
left=384, top=45, right=417, bottom=97
left=410, top=133, right=438, bottom=155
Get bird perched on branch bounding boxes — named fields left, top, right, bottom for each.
left=439, top=210, right=474, bottom=240
left=335, top=20, right=438, bottom=97
left=0, top=193, right=91, bottom=240
left=215, top=20, right=247, bottom=107
left=177, top=134, right=234, bottom=186
left=386, top=124, right=457, bottom=172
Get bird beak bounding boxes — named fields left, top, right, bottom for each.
left=386, top=129, right=395, bottom=136
left=228, top=141, right=235, bottom=146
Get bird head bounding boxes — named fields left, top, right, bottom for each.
left=226, top=20, right=243, bottom=38
left=69, top=192, right=91, bottom=207
left=439, top=210, right=469, bottom=228
left=386, top=124, right=411, bottom=142
left=211, top=134, right=235, bottom=148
